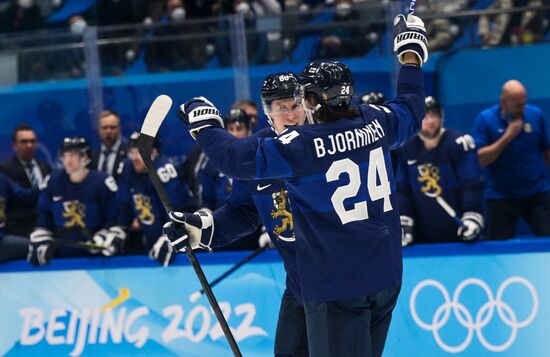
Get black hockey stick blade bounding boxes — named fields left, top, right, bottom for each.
left=137, top=95, right=242, bottom=357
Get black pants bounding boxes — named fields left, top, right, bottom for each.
left=303, top=286, right=401, bottom=357
left=487, top=192, right=550, bottom=240
left=275, top=290, right=308, bottom=357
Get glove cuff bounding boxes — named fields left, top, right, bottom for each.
left=400, top=215, right=414, bottom=227
left=462, top=211, right=485, bottom=226
left=30, top=228, right=54, bottom=243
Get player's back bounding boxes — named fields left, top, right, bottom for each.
left=280, top=112, right=403, bottom=301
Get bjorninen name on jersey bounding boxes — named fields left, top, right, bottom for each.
left=313, top=119, right=385, bottom=158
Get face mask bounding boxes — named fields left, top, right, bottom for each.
left=17, top=0, right=33, bottom=9
left=235, top=2, right=251, bottom=15
left=70, top=20, right=87, bottom=35
left=171, top=7, right=186, bottom=21
left=335, top=3, right=352, bottom=17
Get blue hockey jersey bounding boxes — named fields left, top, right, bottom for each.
left=212, top=127, right=301, bottom=302
left=199, top=160, right=233, bottom=211
left=0, top=172, right=38, bottom=237
left=117, top=155, right=196, bottom=251
left=396, top=129, right=484, bottom=243
left=195, top=65, right=425, bottom=301
left=36, top=169, right=118, bottom=257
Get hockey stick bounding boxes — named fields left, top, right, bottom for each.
left=138, top=95, right=242, bottom=357
left=409, top=0, right=416, bottom=15
left=431, top=195, right=466, bottom=228
left=54, top=238, right=106, bottom=250
left=189, top=246, right=268, bottom=303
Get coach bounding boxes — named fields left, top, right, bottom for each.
left=473, top=79, right=550, bottom=240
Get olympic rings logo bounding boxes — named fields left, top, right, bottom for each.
left=409, top=277, right=538, bottom=353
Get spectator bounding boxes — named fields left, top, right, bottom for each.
left=0, top=0, right=44, bottom=33
left=479, top=0, right=546, bottom=47
left=232, top=99, right=259, bottom=130
left=397, top=96, right=484, bottom=245
left=215, top=0, right=268, bottom=66
left=478, top=0, right=512, bottom=47
left=0, top=172, right=38, bottom=263
left=416, top=0, right=468, bottom=52
left=0, top=124, right=51, bottom=237
left=145, top=0, right=207, bottom=72
left=117, top=132, right=196, bottom=266
left=473, top=79, right=550, bottom=240
left=28, top=137, right=125, bottom=266
left=89, top=110, right=129, bottom=180
left=315, top=0, right=374, bottom=59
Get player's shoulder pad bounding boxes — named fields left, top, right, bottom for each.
left=91, top=170, right=118, bottom=192
left=445, top=129, right=477, bottom=157
left=253, top=127, right=276, bottom=139
left=359, top=103, right=392, bottom=122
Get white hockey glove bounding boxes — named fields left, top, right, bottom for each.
left=393, top=14, right=428, bottom=66
left=93, top=226, right=127, bottom=256
left=258, top=227, right=273, bottom=249
left=148, top=235, right=174, bottom=267
left=401, top=216, right=414, bottom=247
left=457, top=212, right=484, bottom=242
left=28, top=228, right=55, bottom=266
left=163, top=210, right=214, bottom=252
left=178, top=97, right=223, bottom=139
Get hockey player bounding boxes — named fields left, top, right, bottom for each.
left=397, top=97, right=484, bottom=245
left=117, top=132, right=196, bottom=266
left=169, top=13, right=427, bottom=357
left=28, top=137, right=125, bottom=266
left=0, top=172, right=38, bottom=262
left=199, top=109, right=252, bottom=211
left=166, top=72, right=308, bottom=356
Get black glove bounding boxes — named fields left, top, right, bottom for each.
left=457, top=212, right=484, bottom=242
left=28, top=228, right=55, bottom=266
left=401, top=216, right=414, bottom=247
left=178, top=97, right=223, bottom=139
left=148, top=235, right=174, bottom=267
left=163, top=210, right=214, bottom=252
left=393, top=14, right=428, bottom=66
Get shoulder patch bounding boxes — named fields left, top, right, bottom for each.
left=105, top=176, right=118, bottom=192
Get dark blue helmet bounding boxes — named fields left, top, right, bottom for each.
left=60, top=137, right=91, bottom=158
left=425, top=96, right=442, bottom=116
left=261, top=72, right=300, bottom=111
left=297, top=61, right=354, bottom=108
left=224, top=108, right=251, bottom=130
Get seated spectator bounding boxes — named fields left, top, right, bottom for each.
left=0, top=124, right=51, bottom=237
left=315, top=0, right=373, bottom=59
left=0, top=172, right=38, bottom=263
left=145, top=0, right=208, bottom=72
left=0, top=0, right=44, bottom=33
left=417, top=0, right=468, bottom=52
left=215, top=0, right=268, bottom=66
left=28, top=137, right=125, bottom=266
left=397, top=97, right=484, bottom=245
left=117, top=132, right=196, bottom=266
left=199, top=109, right=252, bottom=211
left=89, top=110, right=129, bottom=180
left=479, top=0, right=546, bottom=47
left=473, top=80, right=550, bottom=240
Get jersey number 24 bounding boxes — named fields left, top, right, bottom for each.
left=326, top=147, right=393, bottom=224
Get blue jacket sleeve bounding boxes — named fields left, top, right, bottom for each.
left=35, top=180, right=54, bottom=231
left=99, top=175, right=119, bottom=229
left=383, top=65, right=426, bottom=149
left=116, top=168, right=135, bottom=228
left=395, top=152, right=415, bottom=219
left=212, top=179, right=261, bottom=247
left=449, top=135, right=484, bottom=214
